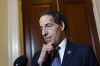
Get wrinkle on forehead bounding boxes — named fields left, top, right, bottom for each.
left=39, top=15, right=54, bottom=25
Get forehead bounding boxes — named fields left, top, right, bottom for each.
left=39, top=15, right=55, bottom=25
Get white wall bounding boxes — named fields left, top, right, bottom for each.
left=0, top=0, right=21, bottom=66
left=8, top=0, right=21, bottom=66
left=94, top=0, right=100, bottom=20
left=93, top=0, right=100, bottom=42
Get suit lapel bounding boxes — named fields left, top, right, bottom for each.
left=61, top=40, right=75, bottom=66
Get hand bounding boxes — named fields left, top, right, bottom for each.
left=38, top=43, right=54, bottom=66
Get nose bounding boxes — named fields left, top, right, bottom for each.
left=42, top=28, right=48, bottom=36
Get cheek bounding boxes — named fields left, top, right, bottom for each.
left=53, top=28, right=61, bottom=39
left=49, top=29, right=60, bottom=38
left=48, top=29, right=57, bottom=35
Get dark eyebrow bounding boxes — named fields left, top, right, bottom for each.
left=40, top=23, right=52, bottom=30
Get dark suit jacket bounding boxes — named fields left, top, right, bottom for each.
left=32, top=40, right=99, bottom=66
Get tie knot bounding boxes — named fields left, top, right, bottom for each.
left=52, top=46, right=61, bottom=66
left=54, top=46, right=61, bottom=56
left=53, top=46, right=61, bottom=58
left=55, top=46, right=61, bottom=52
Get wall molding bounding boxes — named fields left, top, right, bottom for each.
left=7, top=0, right=20, bottom=66
left=92, top=0, right=100, bottom=42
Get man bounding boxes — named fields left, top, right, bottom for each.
left=32, top=10, right=98, bottom=66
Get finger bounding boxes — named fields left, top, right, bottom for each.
left=46, top=45, right=54, bottom=50
left=42, top=44, right=54, bottom=53
left=47, top=43, right=52, bottom=45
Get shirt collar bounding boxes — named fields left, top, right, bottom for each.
left=58, top=38, right=67, bottom=63
left=58, top=38, right=67, bottom=50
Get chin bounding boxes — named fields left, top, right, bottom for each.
left=46, top=41, right=54, bottom=45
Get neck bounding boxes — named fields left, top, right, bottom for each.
left=55, top=33, right=65, bottom=47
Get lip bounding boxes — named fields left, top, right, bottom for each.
left=46, top=37, right=51, bottom=39
left=45, top=37, right=51, bottom=42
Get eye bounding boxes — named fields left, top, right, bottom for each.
left=46, top=23, right=52, bottom=27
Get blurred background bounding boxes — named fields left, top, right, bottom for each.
left=0, top=0, right=100, bottom=66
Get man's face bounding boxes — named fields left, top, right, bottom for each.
left=39, top=15, right=63, bottom=46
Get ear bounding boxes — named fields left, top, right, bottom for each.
left=60, top=21, right=65, bottom=31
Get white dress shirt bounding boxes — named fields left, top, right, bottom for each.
left=58, top=38, right=67, bottom=63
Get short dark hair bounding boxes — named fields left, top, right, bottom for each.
left=39, top=10, right=68, bottom=31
